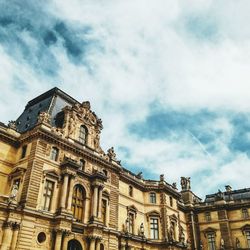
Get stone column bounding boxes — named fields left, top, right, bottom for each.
left=97, top=187, right=103, bottom=219
left=10, top=223, right=20, bottom=250
left=89, top=238, right=96, bottom=250
left=60, top=174, right=69, bottom=209
left=54, top=230, right=63, bottom=250
left=0, top=221, right=13, bottom=250
left=62, top=231, right=70, bottom=250
left=92, top=186, right=98, bottom=218
left=66, top=175, right=75, bottom=211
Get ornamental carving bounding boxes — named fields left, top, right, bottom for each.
left=37, top=111, right=51, bottom=124
left=8, top=120, right=17, bottom=130
left=181, top=177, right=191, bottom=191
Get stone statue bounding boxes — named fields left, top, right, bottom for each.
left=8, top=120, right=17, bottom=130
left=236, top=238, right=241, bottom=248
left=181, top=177, right=191, bottom=190
left=107, top=147, right=116, bottom=161
left=220, top=238, right=225, bottom=249
left=8, top=184, right=19, bottom=203
left=172, top=182, right=177, bottom=189
left=68, top=114, right=76, bottom=136
left=160, top=174, right=165, bottom=182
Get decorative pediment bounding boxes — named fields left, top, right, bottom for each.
left=146, top=210, right=161, bottom=221
left=9, top=166, right=26, bottom=180
left=43, top=170, right=60, bottom=180
left=169, top=214, right=178, bottom=222
left=127, top=205, right=138, bottom=216
left=202, top=227, right=217, bottom=237
left=241, top=224, right=250, bottom=234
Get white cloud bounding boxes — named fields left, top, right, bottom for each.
left=1, top=0, right=250, bottom=197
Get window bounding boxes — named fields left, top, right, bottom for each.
left=37, top=232, right=46, bottom=244
left=207, top=233, right=216, bottom=250
left=79, top=125, right=87, bottom=144
left=42, top=180, right=54, bottom=211
left=242, top=208, right=249, bottom=219
left=129, top=186, right=133, bottom=197
left=128, top=212, right=134, bottom=234
left=21, top=145, right=27, bottom=159
left=246, top=231, right=250, bottom=248
left=150, top=193, right=156, bottom=204
left=72, top=185, right=85, bottom=222
left=50, top=147, right=59, bottom=161
left=205, top=212, right=212, bottom=222
left=170, top=196, right=173, bottom=207
left=150, top=218, right=159, bottom=239
left=103, top=169, right=108, bottom=176
left=101, top=199, right=107, bottom=225
left=79, top=159, right=85, bottom=171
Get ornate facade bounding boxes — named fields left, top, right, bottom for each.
left=0, top=87, right=249, bottom=250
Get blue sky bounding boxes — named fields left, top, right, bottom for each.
left=1, top=0, right=250, bottom=197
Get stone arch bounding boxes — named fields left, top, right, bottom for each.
left=67, top=239, right=83, bottom=250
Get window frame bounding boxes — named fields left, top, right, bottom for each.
left=149, top=192, right=157, bottom=204
left=129, top=185, right=133, bottom=197
left=42, top=179, right=54, bottom=211
left=205, top=211, right=212, bottom=222
left=207, top=232, right=216, bottom=250
left=150, top=217, right=159, bottom=239
left=242, top=208, right=249, bottom=219
left=79, top=125, right=88, bottom=144
left=72, top=185, right=85, bottom=222
left=50, top=147, right=59, bottom=161
left=21, top=145, right=27, bottom=159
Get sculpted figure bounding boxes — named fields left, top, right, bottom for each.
left=37, top=111, right=51, bottom=124
left=107, top=147, right=116, bottom=160
left=68, top=114, right=76, bottom=136
left=236, top=238, right=241, bottom=248
left=181, top=177, right=191, bottom=190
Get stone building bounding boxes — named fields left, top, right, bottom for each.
left=0, top=87, right=249, bottom=250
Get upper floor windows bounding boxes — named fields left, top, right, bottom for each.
left=242, top=208, right=249, bottom=219
left=72, top=185, right=85, bottom=222
left=79, top=159, right=85, bottom=171
left=150, top=218, right=159, bottom=239
left=129, top=186, right=133, bottom=197
left=149, top=192, right=156, bottom=204
left=42, top=180, right=54, bottom=211
left=205, top=212, right=212, bottom=222
left=21, top=145, right=27, bottom=159
left=50, top=147, right=59, bottom=161
left=101, top=199, right=107, bottom=225
left=79, top=125, right=88, bottom=144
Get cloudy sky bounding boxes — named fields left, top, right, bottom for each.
left=1, top=0, right=250, bottom=197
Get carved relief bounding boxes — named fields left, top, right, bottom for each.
left=37, top=111, right=51, bottom=124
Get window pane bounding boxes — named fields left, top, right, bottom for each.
left=72, top=185, right=85, bottom=222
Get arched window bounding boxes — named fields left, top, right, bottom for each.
left=79, top=125, right=87, bottom=144
left=72, top=185, right=85, bottom=222
left=67, top=239, right=82, bottom=250
left=100, top=243, right=104, bottom=250
left=50, top=147, right=59, bottom=161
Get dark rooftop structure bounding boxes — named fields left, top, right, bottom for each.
left=16, top=87, right=79, bottom=133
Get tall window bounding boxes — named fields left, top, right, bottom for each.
left=21, top=145, right=27, bottom=159
left=242, top=208, right=249, bottom=219
left=205, top=212, right=211, bottom=221
left=42, top=180, right=54, bottom=211
left=79, top=125, right=87, bottom=144
left=170, top=196, right=173, bottom=207
left=207, top=233, right=216, bottom=250
left=128, top=213, right=134, bottom=234
left=50, top=147, right=59, bottom=161
left=129, top=186, right=133, bottom=197
left=101, top=199, right=107, bottom=225
left=150, top=218, right=159, bottom=239
left=72, top=185, right=85, bottom=222
left=246, top=231, right=250, bottom=248
left=150, top=193, right=156, bottom=203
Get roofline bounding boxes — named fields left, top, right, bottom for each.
left=25, top=87, right=80, bottom=109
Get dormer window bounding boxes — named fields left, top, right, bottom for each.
left=79, top=125, right=87, bottom=144
left=50, top=147, right=59, bottom=161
